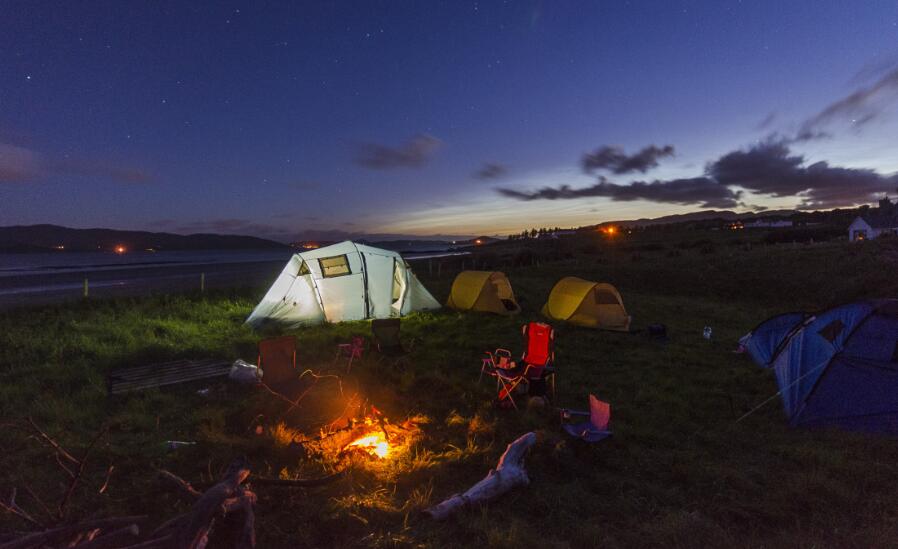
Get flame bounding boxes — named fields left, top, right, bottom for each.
left=347, top=432, right=390, bottom=458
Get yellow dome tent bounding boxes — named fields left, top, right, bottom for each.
left=541, top=277, right=631, bottom=331
left=446, top=271, right=521, bottom=315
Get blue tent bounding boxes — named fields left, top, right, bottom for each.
left=742, top=300, right=898, bottom=433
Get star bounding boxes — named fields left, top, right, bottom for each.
left=25, top=75, right=31, bottom=80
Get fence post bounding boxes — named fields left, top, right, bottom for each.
left=200, top=272, right=205, bottom=293
left=83, top=278, right=89, bottom=298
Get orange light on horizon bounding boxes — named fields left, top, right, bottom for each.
left=114, top=245, right=127, bottom=254
left=475, top=239, right=483, bottom=245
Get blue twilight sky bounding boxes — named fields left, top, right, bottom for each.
left=1, top=1, right=898, bottom=241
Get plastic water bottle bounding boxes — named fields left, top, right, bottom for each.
left=703, top=326, right=713, bottom=340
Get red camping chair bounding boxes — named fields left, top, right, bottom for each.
left=486, top=322, right=556, bottom=409
left=258, top=335, right=297, bottom=385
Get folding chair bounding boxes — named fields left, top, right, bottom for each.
left=334, top=335, right=365, bottom=372
left=521, top=322, right=556, bottom=401
left=258, top=335, right=297, bottom=385
left=479, top=348, right=513, bottom=383
left=560, top=394, right=612, bottom=443
left=371, top=318, right=410, bottom=366
left=486, top=322, right=556, bottom=409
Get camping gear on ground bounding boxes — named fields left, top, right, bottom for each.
left=560, top=394, right=612, bottom=443
left=485, top=322, right=556, bottom=409
left=446, top=271, right=521, bottom=315
left=257, top=335, right=297, bottom=385
left=334, top=335, right=365, bottom=372
left=229, top=359, right=263, bottom=384
left=106, top=358, right=231, bottom=395
left=541, top=277, right=631, bottom=331
left=740, top=299, right=898, bottom=433
left=372, top=318, right=412, bottom=367
left=246, top=241, right=440, bottom=328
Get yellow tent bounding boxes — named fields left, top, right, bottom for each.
left=446, top=271, right=521, bottom=315
left=541, top=277, right=631, bottom=331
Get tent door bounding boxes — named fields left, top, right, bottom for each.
left=391, top=259, right=408, bottom=315
left=359, top=252, right=371, bottom=319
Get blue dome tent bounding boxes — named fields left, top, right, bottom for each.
left=741, top=300, right=898, bottom=433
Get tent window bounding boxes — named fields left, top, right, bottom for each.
left=818, top=319, right=845, bottom=343
left=298, top=262, right=310, bottom=276
left=319, top=255, right=351, bottom=278
left=594, top=290, right=619, bottom=305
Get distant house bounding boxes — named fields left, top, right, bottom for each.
left=848, top=198, right=898, bottom=241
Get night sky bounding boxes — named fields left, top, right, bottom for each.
left=2, top=1, right=898, bottom=242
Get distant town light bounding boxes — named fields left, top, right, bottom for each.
left=54, top=244, right=65, bottom=250
left=475, top=239, right=483, bottom=245
left=114, top=245, right=127, bottom=254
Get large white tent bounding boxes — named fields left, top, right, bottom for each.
left=246, top=241, right=440, bottom=328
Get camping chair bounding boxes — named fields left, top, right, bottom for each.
left=371, top=318, right=411, bottom=366
left=521, top=321, right=556, bottom=401
left=258, top=335, right=297, bottom=385
left=486, top=322, right=556, bottom=409
left=479, top=348, right=513, bottom=383
left=560, top=394, right=612, bottom=443
left=334, top=335, right=365, bottom=372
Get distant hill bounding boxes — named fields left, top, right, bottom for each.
left=0, top=224, right=289, bottom=253
left=594, top=209, right=799, bottom=228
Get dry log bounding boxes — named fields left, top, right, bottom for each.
left=158, top=470, right=203, bottom=502
left=175, top=457, right=251, bottom=549
left=424, top=432, right=537, bottom=520
left=0, top=488, right=43, bottom=529
left=0, top=516, right=148, bottom=549
left=69, top=524, right=140, bottom=549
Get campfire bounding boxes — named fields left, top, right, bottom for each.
left=346, top=432, right=390, bottom=458
left=288, top=404, right=422, bottom=468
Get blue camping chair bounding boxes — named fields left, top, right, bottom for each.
left=560, top=394, right=612, bottom=442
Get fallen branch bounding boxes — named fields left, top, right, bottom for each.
left=58, top=426, right=109, bottom=519
left=175, top=457, right=251, bottom=548
left=157, top=470, right=203, bottom=502
left=27, top=417, right=80, bottom=466
left=69, top=524, right=140, bottom=549
left=0, top=515, right=147, bottom=549
left=424, top=432, right=537, bottom=520
left=0, top=488, right=43, bottom=529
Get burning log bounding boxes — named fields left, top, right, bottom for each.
left=424, top=432, right=537, bottom=521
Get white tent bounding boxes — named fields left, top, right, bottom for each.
left=246, top=241, right=440, bottom=328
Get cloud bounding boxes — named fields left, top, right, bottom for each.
left=582, top=144, right=675, bottom=175
left=498, top=176, right=742, bottom=208
left=708, top=139, right=897, bottom=209
left=0, top=142, right=151, bottom=184
left=355, top=134, right=442, bottom=169
left=473, top=162, right=508, bottom=180
left=499, top=139, right=897, bottom=210
left=800, top=62, right=898, bottom=135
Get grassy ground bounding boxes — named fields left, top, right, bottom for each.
left=3, top=236, right=898, bottom=547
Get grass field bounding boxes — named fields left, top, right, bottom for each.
left=3, top=235, right=898, bottom=547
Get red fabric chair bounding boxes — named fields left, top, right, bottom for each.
left=258, top=335, right=297, bottom=385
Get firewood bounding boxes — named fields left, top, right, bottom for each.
left=424, top=432, right=537, bottom=520
left=0, top=516, right=147, bottom=549
left=69, top=524, right=140, bottom=549
left=174, top=457, right=251, bottom=549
